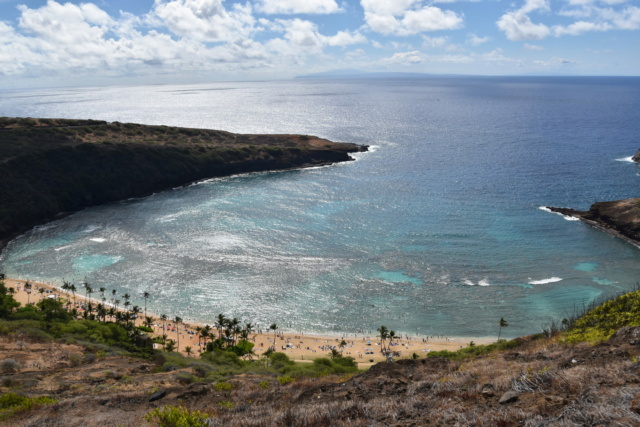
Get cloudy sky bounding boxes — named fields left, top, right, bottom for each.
left=1, top=0, right=639, bottom=87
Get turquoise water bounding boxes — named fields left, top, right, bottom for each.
left=1, top=77, right=639, bottom=338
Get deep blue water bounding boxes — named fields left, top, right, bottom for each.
left=1, top=76, right=639, bottom=338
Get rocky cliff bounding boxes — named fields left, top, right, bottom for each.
left=548, top=198, right=640, bottom=248
left=0, top=118, right=367, bottom=249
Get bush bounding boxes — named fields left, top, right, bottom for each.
left=0, top=359, right=19, bottom=374
left=427, top=339, right=521, bottom=361
left=564, top=289, right=640, bottom=343
left=144, top=405, right=210, bottom=427
left=214, top=381, right=234, bottom=391
left=277, top=375, right=295, bottom=385
left=0, top=393, right=57, bottom=422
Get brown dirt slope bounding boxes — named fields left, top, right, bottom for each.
left=3, top=328, right=640, bottom=426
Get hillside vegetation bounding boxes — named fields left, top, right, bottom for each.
left=0, top=117, right=366, bottom=246
left=1, top=277, right=640, bottom=425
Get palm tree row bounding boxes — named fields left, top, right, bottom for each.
left=53, top=281, right=261, bottom=356
left=59, top=281, right=151, bottom=331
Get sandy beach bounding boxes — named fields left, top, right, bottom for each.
left=4, top=277, right=491, bottom=368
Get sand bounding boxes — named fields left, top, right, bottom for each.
left=3, top=277, right=491, bottom=368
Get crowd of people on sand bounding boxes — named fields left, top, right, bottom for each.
left=4, top=278, right=470, bottom=364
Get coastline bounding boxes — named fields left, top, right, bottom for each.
left=547, top=201, right=640, bottom=249
left=3, top=277, right=492, bottom=368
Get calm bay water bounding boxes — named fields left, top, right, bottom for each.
left=1, top=76, right=639, bottom=338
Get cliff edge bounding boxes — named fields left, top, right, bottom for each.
left=0, top=118, right=367, bottom=249
left=548, top=198, right=640, bottom=248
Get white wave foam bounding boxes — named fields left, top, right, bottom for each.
left=528, top=277, right=562, bottom=285
left=54, top=245, right=72, bottom=251
left=462, top=279, right=491, bottom=286
left=90, top=238, right=106, bottom=243
left=83, top=225, right=102, bottom=233
left=615, top=156, right=635, bottom=163
left=539, top=206, right=580, bottom=221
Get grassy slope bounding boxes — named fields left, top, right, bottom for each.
left=0, top=117, right=365, bottom=245
left=1, top=286, right=640, bottom=425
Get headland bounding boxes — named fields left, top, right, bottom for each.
left=0, top=117, right=367, bottom=251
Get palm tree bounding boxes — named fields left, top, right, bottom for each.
left=38, top=287, right=45, bottom=301
left=329, top=348, right=341, bottom=360
left=123, top=293, right=130, bottom=312
left=389, top=330, right=397, bottom=349
left=69, top=283, right=77, bottom=307
left=338, top=340, right=347, bottom=353
left=160, top=314, right=167, bottom=338
left=185, top=346, right=192, bottom=357
left=144, top=316, right=154, bottom=330
left=111, top=288, right=117, bottom=304
left=61, top=281, right=70, bottom=307
left=142, top=291, right=150, bottom=318
left=269, top=323, right=278, bottom=351
left=96, top=304, right=107, bottom=322
left=244, top=322, right=254, bottom=341
left=174, top=316, right=183, bottom=352
left=131, top=305, right=141, bottom=326
left=99, top=287, right=106, bottom=303
left=215, top=314, right=228, bottom=340
left=25, top=281, right=32, bottom=305
left=83, top=282, right=92, bottom=304
left=201, top=324, right=212, bottom=349
left=377, top=325, right=389, bottom=354
left=498, top=317, right=509, bottom=340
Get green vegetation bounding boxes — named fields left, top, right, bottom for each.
left=427, top=339, right=521, bottom=361
left=144, top=404, right=209, bottom=427
left=0, top=392, right=57, bottom=422
left=564, top=289, right=640, bottom=343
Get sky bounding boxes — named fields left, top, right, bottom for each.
left=0, top=0, right=639, bottom=88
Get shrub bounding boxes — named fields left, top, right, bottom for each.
left=277, top=375, right=295, bottom=385
left=0, top=359, right=19, bottom=374
left=175, top=372, right=196, bottom=385
left=564, top=289, right=640, bottom=343
left=214, top=381, right=234, bottom=391
left=144, top=405, right=210, bottom=427
left=0, top=393, right=57, bottom=422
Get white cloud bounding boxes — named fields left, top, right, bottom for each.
left=553, top=20, right=612, bottom=35
left=325, top=30, right=367, bottom=46
left=534, top=56, right=577, bottom=67
left=524, top=42, right=544, bottom=50
left=379, top=50, right=423, bottom=64
left=256, top=0, right=342, bottom=14
left=602, top=5, right=640, bottom=29
left=557, top=3, right=640, bottom=31
left=422, top=35, right=450, bottom=49
left=362, top=0, right=463, bottom=35
left=0, top=0, right=275, bottom=77
left=149, top=0, right=257, bottom=43
left=269, top=18, right=365, bottom=48
left=496, top=0, right=551, bottom=41
left=422, top=35, right=461, bottom=51
left=466, top=33, right=490, bottom=45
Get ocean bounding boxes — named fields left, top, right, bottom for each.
left=1, top=76, right=639, bottom=339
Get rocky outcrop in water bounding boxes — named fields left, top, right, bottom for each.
left=0, top=118, right=367, bottom=250
left=547, top=198, right=640, bottom=248
left=633, top=149, right=640, bottom=163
